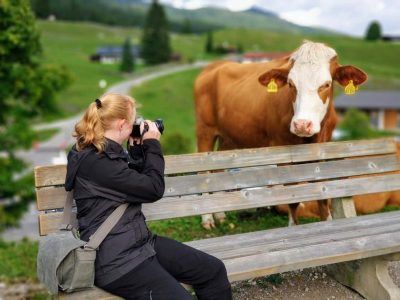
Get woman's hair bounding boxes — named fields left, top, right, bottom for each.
left=73, top=93, right=136, bottom=153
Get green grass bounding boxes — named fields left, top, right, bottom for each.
left=0, top=238, right=38, bottom=283
left=36, top=21, right=145, bottom=121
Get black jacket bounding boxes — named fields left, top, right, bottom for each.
left=65, top=138, right=165, bottom=287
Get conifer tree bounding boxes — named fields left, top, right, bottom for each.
left=141, top=0, right=171, bottom=65
left=120, top=38, right=135, bottom=73
left=182, top=18, right=192, bottom=34
left=205, top=31, right=213, bottom=53
left=365, top=21, right=382, bottom=41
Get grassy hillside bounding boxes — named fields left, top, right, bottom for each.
left=37, top=21, right=142, bottom=120
left=36, top=20, right=217, bottom=121
left=37, top=21, right=400, bottom=122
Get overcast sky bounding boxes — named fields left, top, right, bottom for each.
left=161, top=0, right=400, bottom=36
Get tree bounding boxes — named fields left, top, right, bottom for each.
left=30, top=0, right=50, bottom=18
left=182, top=18, right=192, bottom=34
left=205, top=31, right=213, bottom=53
left=141, top=0, right=171, bottom=65
left=0, top=0, right=71, bottom=199
left=120, top=38, right=135, bottom=73
left=338, top=108, right=375, bottom=140
left=365, top=21, right=382, bottom=41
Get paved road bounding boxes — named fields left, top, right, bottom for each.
left=2, top=61, right=207, bottom=241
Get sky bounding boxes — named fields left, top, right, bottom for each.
left=160, top=0, right=400, bottom=37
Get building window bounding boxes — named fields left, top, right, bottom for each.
left=370, top=111, right=379, bottom=128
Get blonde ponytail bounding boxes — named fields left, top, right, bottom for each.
left=73, top=93, right=136, bottom=153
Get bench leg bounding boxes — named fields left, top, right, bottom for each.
left=328, top=255, right=400, bottom=300
left=328, top=197, right=400, bottom=299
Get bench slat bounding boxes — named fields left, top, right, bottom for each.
left=34, top=138, right=396, bottom=187
left=35, top=155, right=399, bottom=211
left=187, top=210, right=400, bottom=253
left=200, top=215, right=400, bottom=261
left=37, top=173, right=400, bottom=235
left=223, top=231, right=400, bottom=282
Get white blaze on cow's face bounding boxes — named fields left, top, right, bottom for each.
left=288, top=42, right=337, bottom=137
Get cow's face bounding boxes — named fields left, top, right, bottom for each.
left=258, top=41, right=367, bottom=137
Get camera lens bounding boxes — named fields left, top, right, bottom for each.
left=154, top=119, right=164, bottom=134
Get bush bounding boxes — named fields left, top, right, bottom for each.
left=338, top=108, right=396, bottom=140
left=161, top=132, right=192, bottom=155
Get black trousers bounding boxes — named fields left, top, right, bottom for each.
left=101, top=235, right=232, bottom=300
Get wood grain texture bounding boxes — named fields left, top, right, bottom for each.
left=36, top=155, right=400, bottom=211
left=34, top=138, right=396, bottom=187
left=38, top=174, right=400, bottom=235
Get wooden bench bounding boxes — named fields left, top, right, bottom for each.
left=34, top=138, right=400, bottom=299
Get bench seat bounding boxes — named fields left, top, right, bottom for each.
left=58, top=210, right=400, bottom=299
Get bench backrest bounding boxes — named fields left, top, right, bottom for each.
left=34, top=138, right=400, bottom=236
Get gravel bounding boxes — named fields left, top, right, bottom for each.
left=232, top=262, right=400, bottom=300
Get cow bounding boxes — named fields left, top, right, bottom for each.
left=194, top=40, right=368, bottom=230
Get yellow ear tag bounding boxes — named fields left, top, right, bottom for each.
left=267, top=79, right=278, bottom=93
left=344, top=80, right=357, bottom=95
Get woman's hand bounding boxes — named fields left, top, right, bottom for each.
left=142, top=120, right=161, bottom=141
left=129, top=121, right=160, bottom=145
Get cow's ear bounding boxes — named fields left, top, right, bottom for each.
left=333, top=65, right=367, bottom=87
left=258, top=68, right=289, bottom=88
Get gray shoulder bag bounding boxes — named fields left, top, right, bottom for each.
left=37, top=191, right=128, bottom=295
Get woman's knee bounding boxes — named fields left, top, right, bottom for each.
left=208, top=256, right=228, bottom=279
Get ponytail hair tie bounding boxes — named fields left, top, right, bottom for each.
left=95, top=98, right=102, bottom=109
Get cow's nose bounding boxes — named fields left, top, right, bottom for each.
left=293, top=119, right=313, bottom=135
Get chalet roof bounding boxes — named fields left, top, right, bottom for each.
left=334, top=91, right=400, bottom=110
left=96, top=45, right=140, bottom=57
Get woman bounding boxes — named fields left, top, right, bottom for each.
left=64, top=93, right=232, bottom=300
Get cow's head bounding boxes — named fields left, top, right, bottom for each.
left=258, top=41, right=367, bottom=137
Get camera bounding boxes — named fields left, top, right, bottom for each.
left=131, top=117, right=164, bottom=138
left=128, top=117, right=164, bottom=172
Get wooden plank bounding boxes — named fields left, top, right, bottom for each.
left=223, top=231, right=400, bottom=282
left=38, top=174, right=400, bottom=235
left=164, top=154, right=399, bottom=196
left=186, top=211, right=400, bottom=253
left=36, top=155, right=400, bottom=210
left=201, top=217, right=400, bottom=261
left=34, top=138, right=396, bottom=187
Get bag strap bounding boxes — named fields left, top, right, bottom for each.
left=86, top=202, right=128, bottom=250
left=61, top=190, right=129, bottom=250
left=60, top=191, right=78, bottom=230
